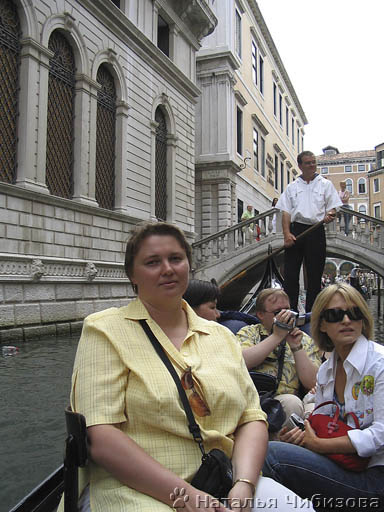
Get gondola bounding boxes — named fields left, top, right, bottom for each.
left=9, top=253, right=294, bottom=512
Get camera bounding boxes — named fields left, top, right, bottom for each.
left=287, top=413, right=305, bottom=431
left=287, top=310, right=298, bottom=328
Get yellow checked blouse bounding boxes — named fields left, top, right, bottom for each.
left=236, top=323, right=322, bottom=396
left=69, top=299, right=266, bottom=512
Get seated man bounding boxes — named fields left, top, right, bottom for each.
left=236, top=288, right=322, bottom=433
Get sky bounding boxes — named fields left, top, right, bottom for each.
left=256, top=0, right=384, bottom=155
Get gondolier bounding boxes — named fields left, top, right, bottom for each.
left=276, top=151, right=342, bottom=312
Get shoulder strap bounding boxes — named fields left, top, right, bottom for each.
left=139, top=319, right=205, bottom=454
left=275, top=341, right=286, bottom=389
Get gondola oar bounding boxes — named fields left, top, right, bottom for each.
left=221, top=219, right=325, bottom=291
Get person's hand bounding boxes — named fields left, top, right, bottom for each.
left=301, top=420, right=320, bottom=452
left=272, top=309, right=296, bottom=338
left=324, top=210, right=336, bottom=224
left=283, top=232, right=296, bottom=247
left=227, top=480, right=254, bottom=511
left=286, top=327, right=303, bottom=349
left=278, top=425, right=305, bottom=445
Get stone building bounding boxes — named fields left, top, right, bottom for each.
left=194, top=0, right=307, bottom=238
left=0, top=0, right=216, bottom=339
left=316, top=145, right=376, bottom=219
left=368, top=142, right=384, bottom=220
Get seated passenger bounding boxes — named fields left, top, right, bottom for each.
left=236, top=289, right=322, bottom=431
left=263, top=284, right=384, bottom=511
left=183, top=278, right=221, bottom=321
left=61, top=223, right=313, bottom=511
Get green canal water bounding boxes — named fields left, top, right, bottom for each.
left=1, top=296, right=383, bottom=511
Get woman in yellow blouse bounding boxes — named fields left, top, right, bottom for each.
left=70, top=222, right=312, bottom=512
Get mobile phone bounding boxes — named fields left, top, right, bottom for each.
left=287, top=413, right=305, bottom=431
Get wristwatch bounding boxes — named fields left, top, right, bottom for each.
left=291, top=342, right=303, bottom=353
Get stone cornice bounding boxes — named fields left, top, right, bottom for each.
left=251, top=113, right=269, bottom=136
left=246, top=0, right=308, bottom=125
left=77, top=0, right=201, bottom=101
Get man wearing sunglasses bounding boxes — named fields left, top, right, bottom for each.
left=276, top=151, right=342, bottom=313
left=237, top=289, right=322, bottom=436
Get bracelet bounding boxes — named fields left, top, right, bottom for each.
left=233, top=478, right=256, bottom=493
left=291, top=342, right=303, bottom=353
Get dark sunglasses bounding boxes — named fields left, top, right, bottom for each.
left=321, top=307, right=364, bottom=323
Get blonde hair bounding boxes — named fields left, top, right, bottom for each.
left=255, top=288, right=289, bottom=313
left=311, top=284, right=374, bottom=351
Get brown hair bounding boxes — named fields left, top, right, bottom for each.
left=297, top=151, right=315, bottom=165
left=311, top=283, right=374, bottom=351
left=124, top=221, right=192, bottom=280
left=255, top=288, right=290, bottom=313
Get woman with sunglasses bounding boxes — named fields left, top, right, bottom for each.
left=263, top=283, right=384, bottom=510
left=68, top=221, right=311, bottom=512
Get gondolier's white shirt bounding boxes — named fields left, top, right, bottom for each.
left=276, top=174, right=342, bottom=225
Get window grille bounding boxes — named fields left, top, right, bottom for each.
left=155, top=108, right=167, bottom=221
left=96, top=65, right=116, bottom=210
left=46, top=31, right=75, bottom=199
left=0, top=0, right=21, bottom=184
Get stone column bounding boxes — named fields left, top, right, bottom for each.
left=72, top=74, right=99, bottom=206
left=114, top=100, right=130, bottom=214
left=16, top=38, right=52, bottom=193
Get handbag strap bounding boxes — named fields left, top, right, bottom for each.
left=139, top=319, right=205, bottom=455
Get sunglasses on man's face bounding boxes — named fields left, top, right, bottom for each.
left=181, top=367, right=211, bottom=417
left=321, top=307, right=364, bottom=323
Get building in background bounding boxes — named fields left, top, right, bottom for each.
left=368, top=142, right=384, bottom=220
left=0, top=0, right=216, bottom=338
left=316, top=146, right=376, bottom=219
left=194, top=0, right=307, bottom=238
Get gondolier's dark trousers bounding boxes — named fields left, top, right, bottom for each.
left=284, top=222, right=326, bottom=313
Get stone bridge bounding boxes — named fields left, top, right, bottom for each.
left=192, top=208, right=384, bottom=293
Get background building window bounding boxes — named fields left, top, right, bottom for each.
left=237, top=198, right=244, bottom=223
left=373, top=178, right=379, bottom=193
left=291, top=118, right=295, bottom=145
left=280, top=161, right=284, bottom=192
left=260, top=137, right=265, bottom=177
left=358, top=178, right=366, bottom=194
left=259, top=55, right=264, bottom=94
left=235, top=9, right=242, bottom=58
left=321, top=167, right=329, bottom=174
left=251, top=41, right=257, bottom=85
left=285, top=106, right=289, bottom=136
left=157, top=15, right=170, bottom=57
left=358, top=204, right=367, bottom=216
left=253, top=128, right=258, bottom=170
left=345, top=165, right=352, bottom=172
left=46, top=30, right=75, bottom=199
left=287, top=169, right=290, bottom=184
left=0, top=0, right=21, bottom=184
left=358, top=164, right=365, bottom=172
left=273, top=82, right=277, bottom=117
left=95, top=64, right=116, bottom=210
left=155, top=107, right=168, bottom=221
left=279, top=93, right=282, bottom=126
left=236, top=107, right=243, bottom=155
left=346, top=179, right=353, bottom=194
left=373, top=203, right=381, bottom=218
left=274, top=155, right=278, bottom=190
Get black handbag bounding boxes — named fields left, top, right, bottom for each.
left=249, top=343, right=287, bottom=433
left=140, top=320, right=233, bottom=501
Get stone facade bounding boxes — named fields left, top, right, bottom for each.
left=195, top=0, right=307, bottom=238
left=0, top=0, right=216, bottom=338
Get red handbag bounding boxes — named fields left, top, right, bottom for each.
left=308, top=401, right=370, bottom=472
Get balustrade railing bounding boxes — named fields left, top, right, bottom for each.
left=192, top=207, right=384, bottom=271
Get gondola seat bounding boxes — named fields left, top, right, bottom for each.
left=64, top=407, right=88, bottom=512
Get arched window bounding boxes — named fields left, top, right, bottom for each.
left=345, top=178, right=353, bottom=194
left=358, top=178, right=366, bottom=194
left=46, top=30, right=75, bottom=198
left=155, top=107, right=167, bottom=221
left=0, top=0, right=21, bottom=183
left=95, top=64, right=116, bottom=210
left=358, top=205, right=367, bottom=215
